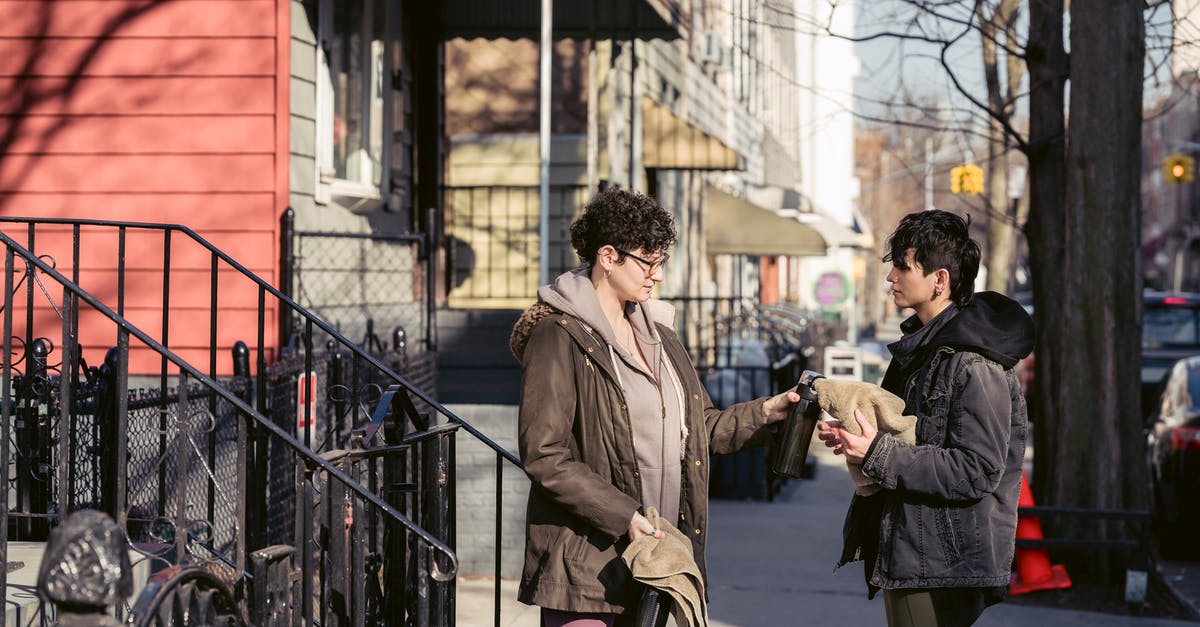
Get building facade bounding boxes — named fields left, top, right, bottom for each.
left=0, top=0, right=291, bottom=371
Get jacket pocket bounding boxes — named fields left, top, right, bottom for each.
left=563, top=528, right=624, bottom=589
left=563, top=525, right=595, bottom=563
left=933, top=507, right=967, bottom=567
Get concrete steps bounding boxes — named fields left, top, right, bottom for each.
left=436, top=309, right=524, bottom=404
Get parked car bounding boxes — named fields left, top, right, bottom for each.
left=1146, top=355, right=1200, bottom=557
left=1141, top=292, right=1200, bottom=418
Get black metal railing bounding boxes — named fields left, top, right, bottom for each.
left=444, top=184, right=590, bottom=304
left=662, top=296, right=837, bottom=500
left=0, top=233, right=466, bottom=625
left=0, top=217, right=523, bottom=626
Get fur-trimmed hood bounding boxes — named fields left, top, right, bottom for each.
left=510, top=268, right=676, bottom=362
left=510, top=302, right=557, bottom=362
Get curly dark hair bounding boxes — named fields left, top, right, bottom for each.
left=569, top=188, right=677, bottom=267
left=882, top=209, right=981, bottom=306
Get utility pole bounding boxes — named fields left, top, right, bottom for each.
left=538, top=0, right=552, bottom=286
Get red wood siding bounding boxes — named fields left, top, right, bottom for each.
left=0, top=0, right=290, bottom=375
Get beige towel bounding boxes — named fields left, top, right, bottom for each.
left=621, top=507, right=708, bottom=627
left=813, top=378, right=917, bottom=496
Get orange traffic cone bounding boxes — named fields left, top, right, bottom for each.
left=1009, top=472, right=1072, bottom=595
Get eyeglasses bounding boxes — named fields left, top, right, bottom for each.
left=613, top=246, right=668, bottom=276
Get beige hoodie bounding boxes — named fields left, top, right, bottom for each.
left=537, top=268, right=688, bottom=524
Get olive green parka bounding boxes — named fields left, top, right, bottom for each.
left=512, top=299, right=775, bottom=614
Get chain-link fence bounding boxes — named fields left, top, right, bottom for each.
left=292, top=230, right=430, bottom=352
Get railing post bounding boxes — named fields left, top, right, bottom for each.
left=99, top=349, right=121, bottom=517
left=326, top=458, right=349, bottom=626
left=232, top=340, right=254, bottom=574
left=422, top=433, right=453, bottom=627
left=59, top=290, right=76, bottom=521
left=280, top=208, right=295, bottom=351
left=175, top=372, right=191, bottom=561
left=364, top=551, right=384, bottom=626
left=251, top=545, right=296, bottom=626
left=331, top=346, right=345, bottom=443
left=114, top=331, right=130, bottom=533
left=364, top=318, right=377, bottom=352
left=426, top=206, right=438, bottom=352
left=14, top=338, right=52, bottom=539
left=382, top=411, right=408, bottom=623
left=239, top=338, right=266, bottom=554
left=233, top=341, right=251, bottom=380
left=350, top=460, right=368, bottom=626
left=2, top=247, right=14, bottom=626
left=299, top=460, right=315, bottom=624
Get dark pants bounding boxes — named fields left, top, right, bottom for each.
left=883, top=588, right=994, bottom=627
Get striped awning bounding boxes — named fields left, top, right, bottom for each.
left=643, top=98, right=741, bottom=171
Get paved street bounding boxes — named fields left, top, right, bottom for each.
left=458, top=445, right=1199, bottom=626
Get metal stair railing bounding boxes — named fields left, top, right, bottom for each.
left=0, top=217, right=517, bottom=460
left=0, top=216, right=524, bottom=626
left=0, top=231, right=462, bottom=626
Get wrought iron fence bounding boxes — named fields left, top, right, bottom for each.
left=0, top=218, right=521, bottom=626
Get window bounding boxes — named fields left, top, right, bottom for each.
left=316, top=0, right=390, bottom=207
left=1144, top=304, right=1200, bottom=347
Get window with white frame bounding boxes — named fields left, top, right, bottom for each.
left=316, top=0, right=390, bottom=206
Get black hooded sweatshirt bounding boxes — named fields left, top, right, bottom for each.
left=881, top=291, right=1035, bottom=398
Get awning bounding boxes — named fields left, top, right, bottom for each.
left=704, top=186, right=827, bottom=257
left=643, top=98, right=741, bottom=170
left=743, top=184, right=873, bottom=249
left=795, top=213, right=872, bottom=249
left=442, top=0, right=682, bottom=40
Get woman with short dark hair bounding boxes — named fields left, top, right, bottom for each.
left=511, top=187, right=798, bottom=626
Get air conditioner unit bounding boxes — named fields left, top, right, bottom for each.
left=701, top=30, right=722, bottom=64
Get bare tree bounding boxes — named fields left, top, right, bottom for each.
left=977, top=0, right=1024, bottom=292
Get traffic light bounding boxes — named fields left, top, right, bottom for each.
left=950, top=164, right=984, bottom=195
left=1163, top=154, right=1194, bottom=183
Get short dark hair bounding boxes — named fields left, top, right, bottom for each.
left=569, top=188, right=677, bottom=267
left=882, top=210, right=981, bottom=306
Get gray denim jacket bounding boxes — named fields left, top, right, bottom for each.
left=838, top=292, right=1033, bottom=593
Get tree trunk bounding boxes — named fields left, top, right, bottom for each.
left=1045, top=0, right=1147, bottom=582
left=1024, top=0, right=1066, bottom=532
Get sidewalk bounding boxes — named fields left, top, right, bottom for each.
left=457, top=446, right=1198, bottom=626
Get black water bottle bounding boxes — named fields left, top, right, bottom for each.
left=772, top=370, right=825, bottom=478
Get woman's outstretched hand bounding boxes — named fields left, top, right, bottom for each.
left=762, top=388, right=803, bottom=424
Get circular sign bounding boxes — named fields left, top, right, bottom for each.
left=814, top=272, right=849, bottom=306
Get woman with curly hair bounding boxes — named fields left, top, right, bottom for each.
left=510, top=187, right=799, bottom=626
